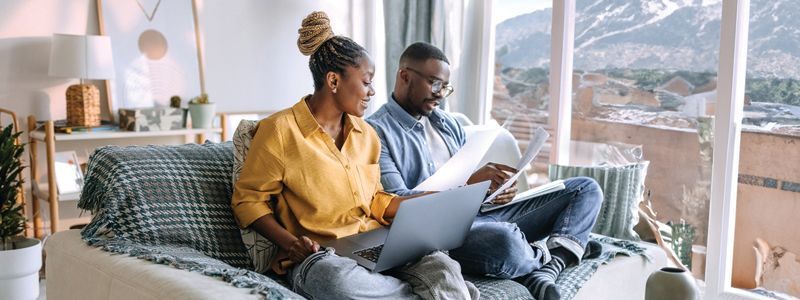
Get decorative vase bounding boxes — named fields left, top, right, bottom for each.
left=0, top=237, right=42, bottom=300
left=188, top=102, right=216, bottom=129
left=645, top=267, right=700, bottom=300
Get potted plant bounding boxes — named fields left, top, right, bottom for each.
left=188, top=93, right=216, bottom=129
left=0, top=123, right=41, bottom=300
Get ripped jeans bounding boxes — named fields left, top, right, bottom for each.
left=287, top=248, right=478, bottom=300
left=449, top=177, right=603, bottom=278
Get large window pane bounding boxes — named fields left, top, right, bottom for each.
left=492, top=0, right=553, bottom=184
left=733, top=1, right=800, bottom=297
left=571, top=0, right=724, bottom=282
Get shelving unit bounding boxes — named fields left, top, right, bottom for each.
left=27, top=115, right=227, bottom=238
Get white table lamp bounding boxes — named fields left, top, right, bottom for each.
left=49, top=34, right=115, bottom=127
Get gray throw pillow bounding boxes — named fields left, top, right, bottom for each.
left=549, top=162, right=650, bottom=241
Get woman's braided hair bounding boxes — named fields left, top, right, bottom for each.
left=298, top=11, right=367, bottom=91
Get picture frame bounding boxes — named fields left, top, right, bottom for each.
left=53, top=151, right=84, bottom=196
left=97, top=0, right=205, bottom=121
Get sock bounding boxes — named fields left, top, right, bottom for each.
left=517, top=255, right=566, bottom=300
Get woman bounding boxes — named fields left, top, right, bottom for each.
left=232, top=12, right=476, bottom=300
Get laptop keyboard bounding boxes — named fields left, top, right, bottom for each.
left=353, top=244, right=384, bottom=263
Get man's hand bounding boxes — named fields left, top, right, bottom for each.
left=287, top=236, right=320, bottom=263
left=489, top=187, right=518, bottom=204
left=467, top=162, right=517, bottom=191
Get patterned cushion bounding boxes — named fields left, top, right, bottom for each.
left=78, top=142, right=251, bottom=268
left=549, top=162, right=650, bottom=240
left=232, top=119, right=279, bottom=274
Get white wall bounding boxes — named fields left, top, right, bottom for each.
left=0, top=0, right=355, bottom=120
left=0, top=0, right=360, bottom=234
left=198, top=0, right=352, bottom=113
left=0, top=0, right=99, bottom=123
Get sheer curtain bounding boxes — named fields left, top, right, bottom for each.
left=348, top=0, right=388, bottom=116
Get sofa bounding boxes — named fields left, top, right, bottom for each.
left=45, top=130, right=666, bottom=299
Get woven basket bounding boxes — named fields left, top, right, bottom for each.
left=66, top=84, right=101, bottom=127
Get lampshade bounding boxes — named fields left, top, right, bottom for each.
left=49, top=34, right=115, bottom=80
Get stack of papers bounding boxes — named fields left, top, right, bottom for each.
left=414, top=129, right=501, bottom=191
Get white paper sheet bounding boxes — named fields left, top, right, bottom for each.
left=483, top=127, right=549, bottom=203
left=414, top=128, right=501, bottom=191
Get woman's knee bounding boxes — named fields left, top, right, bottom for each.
left=397, top=251, right=474, bottom=300
left=291, top=253, right=363, bottom=297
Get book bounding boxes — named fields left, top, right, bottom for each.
left=480, top=179, right=566, bottom=213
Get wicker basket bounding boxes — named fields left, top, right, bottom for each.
left=66, top=84, right=101, bottom=127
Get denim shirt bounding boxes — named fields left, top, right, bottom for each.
left=366, top=96, right=466, bottom=196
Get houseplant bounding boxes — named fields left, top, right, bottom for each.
left=0, top=123, right=42, bottom=300
left=188, top=93, right=216, bottom=129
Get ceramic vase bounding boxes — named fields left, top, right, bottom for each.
left=645, top=267, right=700, bottom=300
left=188, top=102, right=216, bottom=129
left=0, top=237, right=42, bottom=300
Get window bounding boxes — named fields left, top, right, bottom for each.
left=571, top=0, right=726, bottom=282
left=730, top=0, right=800, bottom=297
left=491, top=0, right=553, bottom=184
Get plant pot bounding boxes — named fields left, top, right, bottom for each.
left=645, top=267, right=700, bottom=300
left=188, top=102, right=216, bottom=129
left=0, top=237, right=42, bottom=300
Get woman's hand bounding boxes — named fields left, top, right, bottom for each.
left=287, top=236, right=320, bottom=263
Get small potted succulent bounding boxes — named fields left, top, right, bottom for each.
left=188, top=93, right=216, bottom=129
left=0, top=124, right=41, bottom=300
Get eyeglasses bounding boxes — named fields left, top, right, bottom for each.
left=404, top=67, right=454, bottom=97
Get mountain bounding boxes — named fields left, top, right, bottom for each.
left=495, top=0, right=800, bottom=79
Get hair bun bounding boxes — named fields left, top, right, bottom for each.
left=298, top=11, right=334, bottom=56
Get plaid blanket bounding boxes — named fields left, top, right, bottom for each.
left=78, top=142, right=299, bottom=299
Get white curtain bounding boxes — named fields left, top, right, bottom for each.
left=449, top=0, right=494, bottom=125
left=348, top=0, right=388, bottom=117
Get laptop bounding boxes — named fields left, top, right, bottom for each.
left=320, top=181, right=490, bottom=272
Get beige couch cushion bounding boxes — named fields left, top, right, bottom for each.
left=45, top=230, right=260, bottom=300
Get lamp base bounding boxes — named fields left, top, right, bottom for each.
left=66, top=84, right=101, bottom=127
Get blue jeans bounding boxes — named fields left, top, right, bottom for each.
left=287, top=248, right=478, bottom=299
left=449, top=177, right=603, bottom=278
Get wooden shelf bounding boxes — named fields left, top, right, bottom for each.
left=29, top=127, right=222, bottom=142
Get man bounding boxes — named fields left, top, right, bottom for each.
left=367, top=42, right=603, bottom=300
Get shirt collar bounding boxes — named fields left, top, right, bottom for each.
left=387, top=94, right=445, bottom=132
left=292, top=96, right=363, bottom=138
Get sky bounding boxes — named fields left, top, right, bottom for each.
left=493, top=0, right=552, bottom=26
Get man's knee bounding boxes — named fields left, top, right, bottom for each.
left=569, top=177, right=603, bottom=207
left=454, top=222, right=537, bottom=278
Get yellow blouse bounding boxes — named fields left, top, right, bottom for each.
left=231, top=98, right=395, bottom=242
